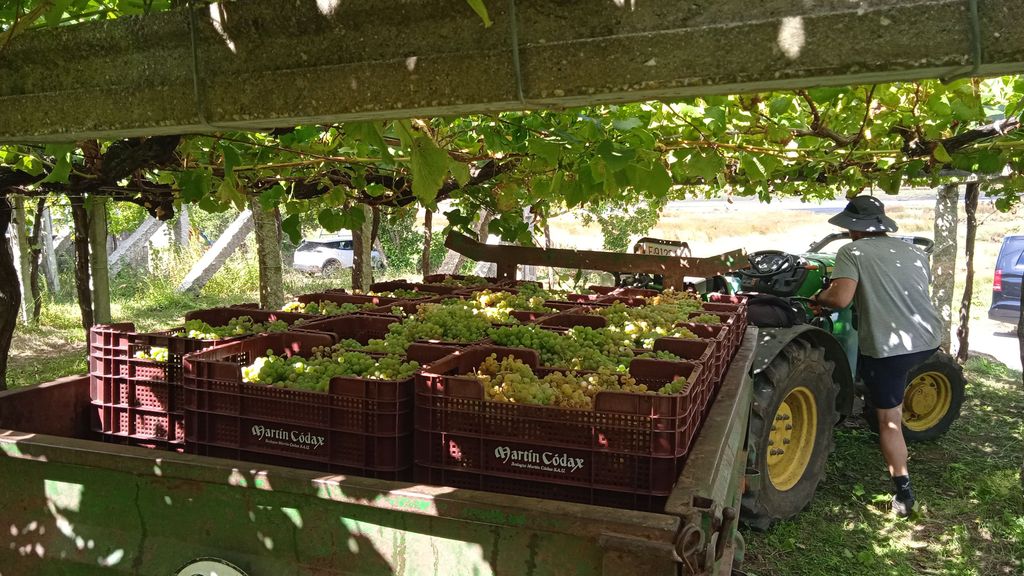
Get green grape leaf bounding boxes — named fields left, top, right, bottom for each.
left=643, top=163, right=673, bottom=197
left=527, top=139, right=562, bottom=165
left=347, top=122, right=392, bottom=160
left=612, top=117, right=643, bottom=131
left=597, top=140, right=635, bottom=173
left=178, top=169, right=211, bottom=202
left=281, top=213, right=302, bottom=244
left=877, top=171, right=902, bottom=195
left=318, top=208, right=346, bottom=232
left=258, top=184, right=286, bottom=211
left=410, top=135, right=449, bottom=205
left=768, top=96, right=792, bottom=116
left=686, top=150, right=725, bottom=181
left=450, top=158, right=471, bottom=186
left=933, top=143, right=953, bottom=164
left=465, top=0, right=492, bottom=27
left=41, top=152, right=72, bottom=184
left=218, top=177, right=245, bottom=211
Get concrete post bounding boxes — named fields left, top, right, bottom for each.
left=40, top=208, right=59, bottom=294
left=178, top=210, right=254, bottom=294
left=12, top=199, right=33, bottom=323
left=174, top=204, right=190, bottom=248
left=108, top=216, right=163, bottom=277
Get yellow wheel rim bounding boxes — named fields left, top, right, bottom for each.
left=766, top=386, right=818, bottom=492
left=903, top=371, right=952, bottom=432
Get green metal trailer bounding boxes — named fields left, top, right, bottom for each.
left=0, top=331, right=755, bottom=576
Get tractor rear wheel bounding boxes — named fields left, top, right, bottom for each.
left=864, top=350, right=964, bottom=442
left=741, top=339, right=838, bottom=530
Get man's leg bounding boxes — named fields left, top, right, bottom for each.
left=876, top=405, right=908, bottom=477
left=877, top=404, right=915, bottom=516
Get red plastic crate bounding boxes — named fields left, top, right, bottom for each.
left=687, top=308, right=748, bottom=350
left=289, top=314, right=401, bottom=345
left=370, top=280, right=462, bottom=296
left=293, top=292, right=410, bottom=314
left=184, top=332, right=456, bottom=478
left=414, top=346, right=704, bottom=507
left=88, top=308, right=318, bottom=447
left=535, top=309, right=609, bottom=329
left=706, top=293, right=749, bottom=306
left=588, top=286, right=661, bottom=298
left=297, top=313, right=495, bottom=349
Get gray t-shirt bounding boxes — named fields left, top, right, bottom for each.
left=831, top=236, right=941, bottom=358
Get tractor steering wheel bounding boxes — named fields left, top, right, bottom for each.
left=742, top=250, right=799, bottom=278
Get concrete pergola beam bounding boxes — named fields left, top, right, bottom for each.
left=2, top=0, right=1023, bottom=143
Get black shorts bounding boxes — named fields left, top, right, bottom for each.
left=860, top=348, right=938, bottom=409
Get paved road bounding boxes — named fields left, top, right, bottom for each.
left=966, top=318, right=1022, bottom=372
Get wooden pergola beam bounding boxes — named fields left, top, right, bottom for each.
left=1, top=0, right=1022, bottom=143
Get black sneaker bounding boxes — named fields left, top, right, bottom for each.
left=892, top=494, right=915, bottom=518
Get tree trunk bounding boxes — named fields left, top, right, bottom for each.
left=955, top=182, right=980, bottom=363
left=28, top=198, right=46, bottom=321
left=351, top=204, right=373, bottom=291
left=0, top=198, right=19, bottom=390
left=544, top=219, right=553, bottom=290
left=173, top=203, right=191, bottom=248
left=88, top=195, right=111, bottom=324
left=931, top=184, right=958, bottom=352
left=13, top=198, right=33, bottom=323
left=251, top=198, right=285, bottom=309
left=70, top=195, right=94, bottom=331
left=370, top=206, right=388, bottom=269
left=421, top=209, right=433, bottom=277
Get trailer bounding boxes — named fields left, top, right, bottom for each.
left=0, top=236, right=853, bottom=576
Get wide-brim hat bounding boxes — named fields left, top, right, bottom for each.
left=828, top=195, right=899, bottom=232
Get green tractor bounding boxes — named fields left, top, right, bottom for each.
left=624, top=233, right=966, bottom=529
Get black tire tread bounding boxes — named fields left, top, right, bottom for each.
left=741, top=339, right=839, bottom=531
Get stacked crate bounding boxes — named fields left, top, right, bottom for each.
left=88, top=308, right=316, bottom=447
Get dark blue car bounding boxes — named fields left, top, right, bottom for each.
left=990, top=234, right=1024, bottom=324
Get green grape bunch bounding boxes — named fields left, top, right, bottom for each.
left=282, top=300, right=374, bottom=315
left=467, top=289, right=557, bottom=313
left=241, top=342, right=422, bottom=392
left=656, top=376, right=689, bottom=395
left=134, top=346, right=169, bottom=362
left=182, top=316, right=291, bottom=340
left=473, top=353, right=650, bottom=409
left=435, top=275, right=490, bottom=287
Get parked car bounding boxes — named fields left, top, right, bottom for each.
left=989, top=234, right=1024, bottom=324
left=292, top=234, right=383, bottom=276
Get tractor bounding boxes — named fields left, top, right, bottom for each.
left=621, top=233, right=966, bottom=528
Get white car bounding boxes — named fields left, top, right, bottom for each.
left=292, top=235, right=384, bottom=276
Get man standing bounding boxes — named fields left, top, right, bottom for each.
left=812, top=195, right=941, bottom=517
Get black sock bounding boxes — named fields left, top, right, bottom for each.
left=893, top=475, right=913, bottom=501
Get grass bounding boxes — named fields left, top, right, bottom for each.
left=5, top=239, right=374, bottom=388
left=742, top=358, right=1024, bottom=576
